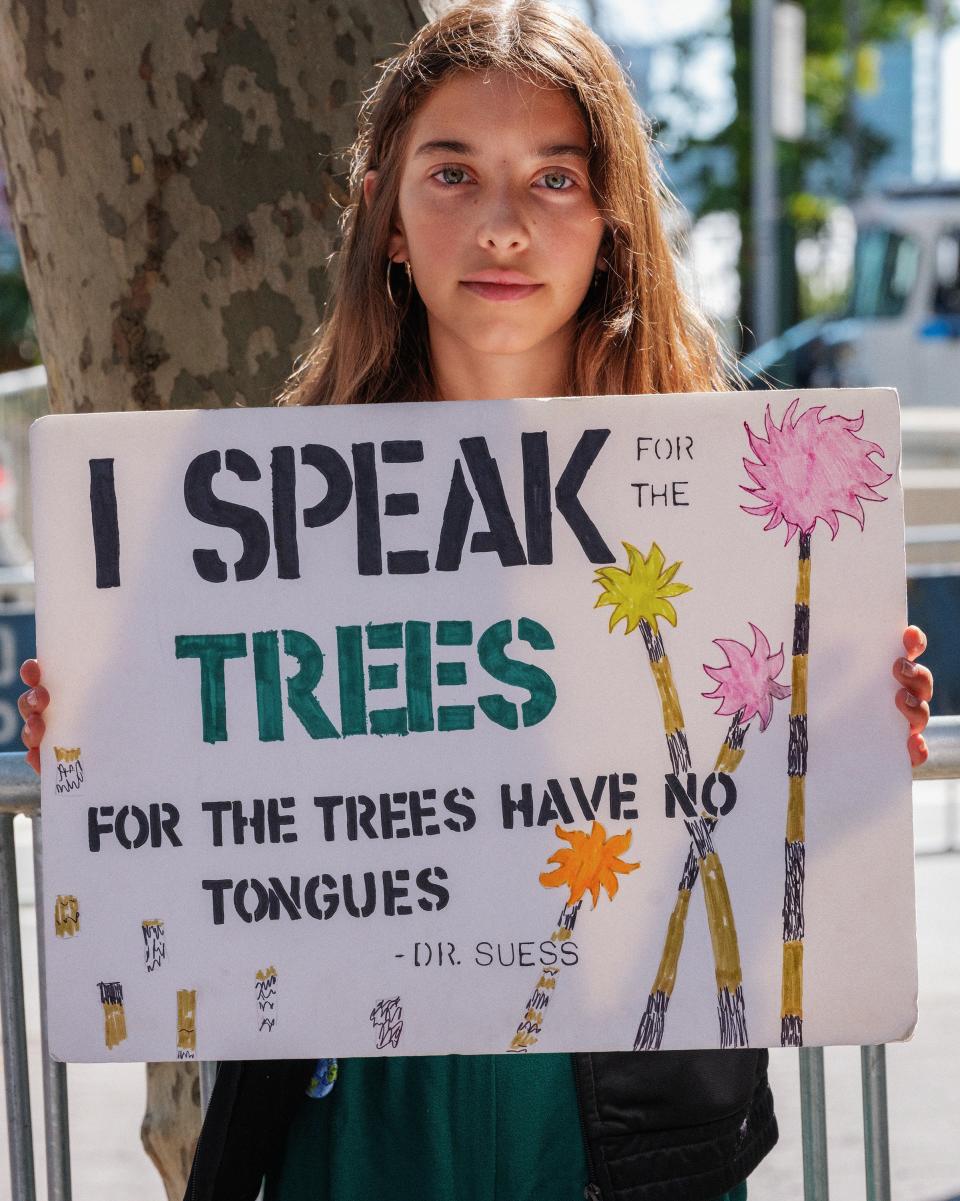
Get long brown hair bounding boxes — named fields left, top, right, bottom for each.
left=281, top=0, right=733, bottom=407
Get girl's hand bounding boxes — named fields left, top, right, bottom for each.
left=894, top=626, right=932, bottom=768
left=18, top=659, right=49, bottom=776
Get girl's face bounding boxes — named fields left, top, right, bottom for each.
left=373, top=70, right=607, bottom=380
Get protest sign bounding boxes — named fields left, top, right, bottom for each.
left=30, top=388, right=917, bottom=1061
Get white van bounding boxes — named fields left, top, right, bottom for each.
left=746, top=182, right=960, bottom=407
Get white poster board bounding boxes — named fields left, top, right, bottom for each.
left=31, top=388, right=917, bottom=1062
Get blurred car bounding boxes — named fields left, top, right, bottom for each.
left=744, top=182, right=960, bottom=406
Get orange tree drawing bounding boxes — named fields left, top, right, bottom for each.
left=633, top=623, right=791, bottom=1050
left=741, top=399, right=890, bottom=1047
left=594, top=542, right=754, bottom=1048
left=508, top=821, right=639, bottom=1052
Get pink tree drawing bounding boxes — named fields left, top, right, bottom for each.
left=702, top=623, right=792, bottom=731
left=741, top=398, right=891, bottom=1047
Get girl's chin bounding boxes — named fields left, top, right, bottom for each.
left=425, top=308, right=574, bottom=357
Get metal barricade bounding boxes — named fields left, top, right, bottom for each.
left=4, top=726, right=960, bottom=1201
left=0, top=754, right=63, bottom=1201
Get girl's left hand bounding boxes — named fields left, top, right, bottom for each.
left=894, top=626, right=933, bottom=767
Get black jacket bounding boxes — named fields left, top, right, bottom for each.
left=184, top=1049, right=777, bottom=1201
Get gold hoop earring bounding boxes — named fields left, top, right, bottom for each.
left=386, top=258, right=413, bottom=309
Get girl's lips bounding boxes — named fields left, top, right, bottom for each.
left=461, top=281, right=543, bottom=302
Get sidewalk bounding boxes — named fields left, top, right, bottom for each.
left=2, top=784, right=959, bottom=1200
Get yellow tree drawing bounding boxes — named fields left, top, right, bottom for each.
left=508, top=821, right=639, bottom=1052
left=595, top=542, right=751, bottom=1048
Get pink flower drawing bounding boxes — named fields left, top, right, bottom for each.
left=739, top=396, right=891, bottom=1047
left=702, top=624, right=791, bottom=731
left=741, top=398, right=891, bottom=542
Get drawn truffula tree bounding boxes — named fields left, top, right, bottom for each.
left=632, top=624, right=791, bottom=1050
left=255, top=965, right=278, bottom=1032
left=97, top=981, right=127, bottom=1049
left=508, top=821, right=639, bottom=1052
left=595, top=543, right=758, bottom=1048
left=54, top=895, right=79, bottom=937
left=741, top=399, right=891, bottom=1047
left=53, top=746, right=83, bottom=794
left=142, top=920, right=166, bottom=972
left=177, top=989, right=197, bottom=1059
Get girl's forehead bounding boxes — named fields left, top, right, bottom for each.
left=407, top=69, right=588, bottom=150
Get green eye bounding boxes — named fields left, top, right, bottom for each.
left=541, top=172, right=571, bottom=190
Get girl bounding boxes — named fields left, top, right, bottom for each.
left=20, top=3, right=932, bottom=1199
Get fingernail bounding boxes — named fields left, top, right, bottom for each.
left=901, top=658, right=916, bottom=676
left=905, top=692, right=919, bottom=707
left=27, top=690, right=37, bottom=708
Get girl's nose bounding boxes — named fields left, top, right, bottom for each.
left=476, top=188, right=531, bottom=253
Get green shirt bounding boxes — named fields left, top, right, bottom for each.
left=265, top=1054, right=748, bottom=1201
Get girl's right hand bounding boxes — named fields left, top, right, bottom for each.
left=18, top=659, right=48, bottom=775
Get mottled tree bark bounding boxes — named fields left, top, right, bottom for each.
left=0, top=0, right=436, bottom=415
left=140, top=1062, right=202, bottom=1199
left=0, top=2, right=445, bottom=1197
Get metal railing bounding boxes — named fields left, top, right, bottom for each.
left=4, top=721, right=960, bottom=1201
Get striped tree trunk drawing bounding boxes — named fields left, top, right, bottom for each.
left=741, top=400, right=890, bottom=1047
left=508, top=902, right=581, bottom=1052
left=636, top=711, right=749, bottom=1051
left=781, top=531, right=810, bottom=1046
left=637, top=617, right=749, bottom=1048
left=634, top=620, right=791, bottom=1050
left=509, top=821, right=639, bottom=1051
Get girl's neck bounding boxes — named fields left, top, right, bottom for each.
left=427, top=316, right=574, bottom=401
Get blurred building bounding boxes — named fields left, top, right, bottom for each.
left=613, top=39, right=734, bottom=217
left=856, top=38, right=914, bottom=188
left=616, top=31, right=917, bottom=212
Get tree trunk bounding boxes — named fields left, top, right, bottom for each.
left=781, top=530, right=811, bottom=1047
left=0, top=1, right=442, bottom=1194
left=140, top=1062, right=202, bottom=1201
left=638, top=619, right=749, bottom=1048
left=507, top=902, right=581, bottom=1053
left=636, top=713, right=749, bottom=1052
left=0, top=0, right=432, bottom=415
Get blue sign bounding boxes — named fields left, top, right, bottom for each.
left=907, top=574, right=960, bottom=716
left=0, top=608, right=35, bottom=753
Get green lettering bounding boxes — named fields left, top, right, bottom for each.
left=252, top=630, right=283, bottom=742
left=336, top=625, right=367, bottom=736
left=175, top=633, right=247, bottom=743
left=405, top=621, right=433, bottom=733
left=282, top=630, right=339, bottom=740
left=476, top=618, right=556, bottom=730
left=438, top=705, right=474, bottom=732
